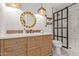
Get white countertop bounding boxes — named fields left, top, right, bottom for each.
left=0, top=33, right=52, bottom=39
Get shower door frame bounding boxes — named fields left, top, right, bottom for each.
left=53, top=7, right=69, bottom=49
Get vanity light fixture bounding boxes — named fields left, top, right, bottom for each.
left=38, top=4, right=53, bottom=27
left=38, top=4, right=46, bottom=16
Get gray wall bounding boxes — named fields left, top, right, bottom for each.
left=69, top=4, right=79, bottom=52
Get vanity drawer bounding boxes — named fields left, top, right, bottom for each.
left=28, top=36, right=40, bottom=42
left=15, top=38, right=27, bottom=42
left=4, top=45, right=26, bottom=56
left=4, top=39, right=16, bottom=48
left=28, top=42, right=40, bottom=49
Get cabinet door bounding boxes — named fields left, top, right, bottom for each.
left=3, top=39, right=17, bottom=56
left=40, top=35, right=52, bottom=56
left=3, top=38, right=27, bottom=56
left=27, top=36, right=41, bottom=56
left=14, top=38, right=27, bottom=56
left=27, top=36, right=40, bottom=49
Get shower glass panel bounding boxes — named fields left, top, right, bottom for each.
left=53, top=7, right=68, bottom=49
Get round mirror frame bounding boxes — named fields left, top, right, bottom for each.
left=20, top=11, right=36, bottom=29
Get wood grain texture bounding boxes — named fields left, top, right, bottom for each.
left=0, top=34, right=53, bottom=56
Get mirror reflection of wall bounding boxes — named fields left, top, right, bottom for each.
left=24, top=15, right=34, bottom=26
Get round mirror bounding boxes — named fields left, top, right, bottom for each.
left=24, top=14, right=34, bottom=26
left=20, top=11, right=36, bottom=29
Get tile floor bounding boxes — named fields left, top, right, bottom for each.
left=53, top=47, right=79, bottom=56
left=53, top=47, right=69, bottom=56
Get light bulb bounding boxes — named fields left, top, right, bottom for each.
left=38, top=4, right=46, bottom=16
left=39, top=9, right=46, bottom=16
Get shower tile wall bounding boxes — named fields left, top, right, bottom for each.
left=68, top=3, right=79, bottom=55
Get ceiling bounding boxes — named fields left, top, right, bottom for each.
left=19, top=3, right=72, bottom=16
left=20, top=3, right=72, bottom=11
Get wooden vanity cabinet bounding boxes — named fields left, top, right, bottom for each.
left=0, top=34, right=53, bottom=56
left=40, top=35, right=52, bottom=56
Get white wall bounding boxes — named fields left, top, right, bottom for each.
left=4, top=7, right=23, bottom=30
left=0, top=3, right=53, bottom=35
left=0, top=5, right=24, bottom=35
left=0, top=4, right=6, bottom=35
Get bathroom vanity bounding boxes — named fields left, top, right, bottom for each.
left=0, top=33, right=53, bottom=56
